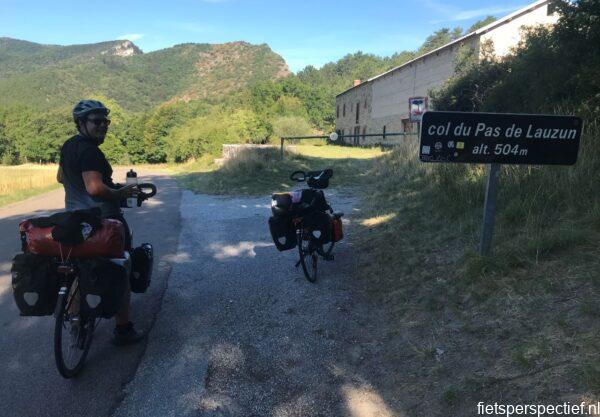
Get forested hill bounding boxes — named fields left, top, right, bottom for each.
left=0, top=19, right=494, bottom=165
left=0, top=38, right=143, bottom=77
left=0, top=38, right=290, bottom=112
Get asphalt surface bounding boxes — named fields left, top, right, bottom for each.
left=112, top=189, right=401, bottom=417
left=0, top=168, right=181, bottom=417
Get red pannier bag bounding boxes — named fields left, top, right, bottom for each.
left=331, top=216, right=344, bottom=242
left=19, top=219, right=126, bottom=258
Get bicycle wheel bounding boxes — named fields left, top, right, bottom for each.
left=298, top=229, right=318, bottom=283
left=322, top=223, right=335, bottom=256
left=54, top=280, right=95, bottom=378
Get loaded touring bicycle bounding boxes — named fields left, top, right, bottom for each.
left=11, top=183, right=156, bottom=378
left=268, top=169, right=344, bottom=282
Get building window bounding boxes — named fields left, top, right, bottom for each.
left=354, top=126, right=360, bottom=146
left=362, top=126, right=366, bottom=142
left=336, top=105, right=339, bottom=118
left=356, top=102, right=360, bottom=124
left=343, top=104, right=346, bottom=117
left=383, top=125, right=386, bottom=140
left=364, top=99, right=367, bottom=109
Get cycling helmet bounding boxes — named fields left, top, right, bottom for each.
left=72, top=100, right=110, bottom=122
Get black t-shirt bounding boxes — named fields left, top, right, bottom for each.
left=59, top=135, right=119, bottom=216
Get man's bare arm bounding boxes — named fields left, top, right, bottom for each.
left=82, top=171, right=136, bottom=201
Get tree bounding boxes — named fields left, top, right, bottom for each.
left=271, top=116, right=313, bottom=138
left=418, top=28, right=462, bottom=54
left=467, top=16, right=496, bottom=33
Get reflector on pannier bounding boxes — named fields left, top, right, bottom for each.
left=20, top=218, right=125, bottom=258
left=130, top=243, right=153, bottom=293
left=268, top=216, right=297, bottom=251
left=77, top=257, right=128, bottom=318
left=11, top=253, right=59, bottom=316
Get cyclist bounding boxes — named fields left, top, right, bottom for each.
left=57, top=99, right=143, bottom=346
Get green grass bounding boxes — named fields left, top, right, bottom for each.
left=350, top=122, right=600, bottom=409
left=175, top=144, right=387, bottom=196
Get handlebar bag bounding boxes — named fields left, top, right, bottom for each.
left=11, top=253, right=59, bottom=316
left=20, top=219, right=125, bottom=258
left=77, top=258, right=128, bottom=318
left=268, top=215, right=297, bottom=251
left=130, top=243, right=153, bottom=293
left=306, top=169, right=333, bottom=189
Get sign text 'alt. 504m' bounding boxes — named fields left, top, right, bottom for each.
left=419, top=111, right=583, bottom=165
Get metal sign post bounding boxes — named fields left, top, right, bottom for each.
left=479, top=163, right=501, bottom=255
left=419, top=111, right=583, bottom=255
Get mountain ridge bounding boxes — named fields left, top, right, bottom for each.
left=0, top=37, right=290, bottom=111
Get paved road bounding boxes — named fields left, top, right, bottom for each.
left=0, top=168, right=181, bottom=417
left=113, top=189, right=403, bottom=417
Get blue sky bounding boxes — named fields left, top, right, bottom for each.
left=0, top=0, right=527, bottom=72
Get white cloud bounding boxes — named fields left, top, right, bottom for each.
left=433, top=5, right=526, bottom=23
left=423, top=0, right=526, bottom=24
left=117, top=33, right=145, bottom=41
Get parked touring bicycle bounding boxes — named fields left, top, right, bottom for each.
left=268, top=168, right=344, bottom=282
left=11, top=183, right=157, bottom=378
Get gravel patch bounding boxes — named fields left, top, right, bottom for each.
left=112, top=188, right=404, bottom=417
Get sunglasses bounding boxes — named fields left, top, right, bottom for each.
left=87, top=118, right=111, bottom=126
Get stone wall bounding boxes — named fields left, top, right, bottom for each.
left=222, top=144, right=278, bottom=159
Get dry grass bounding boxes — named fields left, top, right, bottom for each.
left=0, top=163, right=173, bottom=207
left=176, top=143, right=385, bottom=196
left=0, top=164, right=59, bottom=194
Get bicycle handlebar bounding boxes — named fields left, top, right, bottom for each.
left=136, top=183, right=157, bottom=207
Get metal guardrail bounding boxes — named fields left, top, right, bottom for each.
left=279, top=132, right=417, bottom=157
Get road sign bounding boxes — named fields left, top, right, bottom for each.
left=409, top=97, right=428, bottom=122
left=419, top=111, right=582, bottom=165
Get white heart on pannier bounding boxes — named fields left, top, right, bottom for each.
left=23, top=292, right=39, bottom=306
left=312, top=230, right=322, bottom=239
left=86, top=294, right=102, bottom=309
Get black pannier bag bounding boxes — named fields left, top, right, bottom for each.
left=268, top=216, right=297, bottom=251
left=11, top=253, right=59, bottom=316
left=298, top=189, right=330, bottom=213
left=130, top=243, right=153, bottom=293
left=271, top=193, right=292, bottom=217
left=77, top=258, right=128, bottom=318
left=303, top=211, right=332, bottom=245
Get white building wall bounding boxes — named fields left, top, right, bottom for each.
left=334, top=0, right=558, bottom=147
left=480, top=3, right=558, bottom=57
left=371, top=37, right=478, bottom=122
